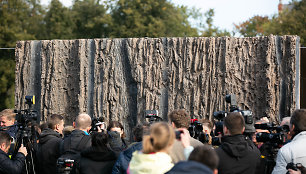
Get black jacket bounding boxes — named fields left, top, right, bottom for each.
left=166, top=161, right=213, bottom=174
left=36, top=128, right=62, bottom=174
left=0, top=149, right=26, bottom=174
left=60, top=129, right=92, bottom=155
left=112, top=142, right=143, bottom=174
left=215, top=134, right=260, bottom=174
left=74, top=146, right=117, bottom=174
left=107, top=131, right=128, bottom=152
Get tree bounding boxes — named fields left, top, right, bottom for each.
left=44, top=0, right=74, bottom=39
left=110, top=0, right=198, bottom=37
left=71, top=0, right=112, bottom=38
left=200, top=9, right=231, bottom=37
left=234, top=16, right=270, bottom=37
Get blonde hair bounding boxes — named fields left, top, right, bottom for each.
left=0, top=109, right=16, bottom=121
left=142, top=122, right=175, bottom=154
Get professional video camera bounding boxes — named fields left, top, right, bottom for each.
left=90, top=116, right=105, bottom=133
left=144, top=110, right=162, bottom=124
left=13, top=95, right=39, bottom=174
left=57, top=158, right=74, bottom=174
left=255, top=123, right=289, bottom=145
left=188, top=119, right=210, bottom=143
left=213, top=94, right=255, bottom=134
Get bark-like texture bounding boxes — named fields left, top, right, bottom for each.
left=15, top=36, right=300, bottom=135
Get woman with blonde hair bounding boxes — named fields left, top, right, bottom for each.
left=128, top=122, right=175, bottom=174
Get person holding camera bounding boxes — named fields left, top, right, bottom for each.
left=0, top=131, right=27, bottom=174
left=36, top=114, right=65, bottom=174
left=272, top=109, right=306, bottom=174
left=215, top=112, right=260, bottom=174
left=168, top=109, right=203, bottom=163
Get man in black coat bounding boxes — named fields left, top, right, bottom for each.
left=36, top=114, right=65, bottom=174
left=215, top=112, right=260, bottom=174
left=0, top=131, right=27, bottom=174
left=59, top=113, right=92, bottom=160
left=74, top=132, right=117, bottom=174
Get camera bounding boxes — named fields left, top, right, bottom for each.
left=188, top=119, right=203, bottom=138
left=14, top=96, right=38, bottom=125
left=90, top=117, right=105, bottom=133
left=213, top=94, right=255, bottom=133
left=175, top=130, right=183, bottom=140
left=286, top=162, right=305, bottom=174
left=57, top=158, right=75, bottom=174
left=255, top=123, right=288, bottom=146
left=145, top=110, right=162, bottom=124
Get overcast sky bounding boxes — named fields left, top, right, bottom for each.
left=40, top=0, right=292, bottom=32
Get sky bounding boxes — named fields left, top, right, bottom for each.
left=40, top=0, right=292, bottom=32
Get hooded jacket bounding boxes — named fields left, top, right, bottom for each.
left=215, top=134, right=260, bottom=174
left=36, top=128, right=62, bottom=174
left=128, top=151, right=174, bottom=174
left=166, top=161, right=213, bottom=174
left=74, top=146, right=117, bottom=174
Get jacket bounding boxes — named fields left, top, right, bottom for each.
left=108, top=131, right=128, bottom=152
left=169, top=137, right=203, bottom=163
left=166, top=161, right=213, bottom=174
left=60, top=129, right=92, bottom=155
left=74, top=146, right=117, bottom=174
left=36, top=128, right=62, bottom=174
left=215, top=134, right=260, bottom=174
left=272, top=131, right=306, bottom=174
left=112, top=142, right=142, bottom=174
left=128, top=151, right=173, bottom=174
left=0, top=149, right=25, bottom=174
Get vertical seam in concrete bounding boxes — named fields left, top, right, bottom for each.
left=276, top=36, right=285, bottom=119
left=87, top=39, right=95, bottom=117
left=30, top=41, right=42, bottom=122
left=295, top=37, right=300, bottom=109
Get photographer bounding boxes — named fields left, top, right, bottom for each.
left=215, top=112, right=260, bottom=174
left=272, top=109, right=306, bottom=174
left=168, top=109, right=203, bottom=163
left=0, top=131, right=27, bottom=174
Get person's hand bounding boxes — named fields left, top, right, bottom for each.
left=18, top=144, right=27, bottom=156
left=287, top=169, right=302, bottom=174
left=177, top=128, right=190, bottom=148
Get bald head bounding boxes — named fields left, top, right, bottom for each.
left=75, top=114, right=92, bottom=131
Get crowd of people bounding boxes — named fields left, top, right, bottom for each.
left=0, top=108, right=306, bottom=174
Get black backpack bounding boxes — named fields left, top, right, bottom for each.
left=57, top=135, right=91, bottom=174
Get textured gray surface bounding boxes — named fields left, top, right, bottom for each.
left=15, top=36, right=299, bottom=134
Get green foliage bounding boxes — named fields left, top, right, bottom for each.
left=234, top=16, right=270, bottom=37
left=200, top=9, right=231, bottom=37
left=110, top=0, right=198, bottom=37
left=72, top=0, right=112, bottom=38
left=44, top=0, right=74, bottom=39
left=235, top=0, right=305, bottom=46
left=0, top=59, right=15, bottom=110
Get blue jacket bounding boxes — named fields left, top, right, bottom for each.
left=166, top=161, right=213, bottom=174
left=112, top=142, right=142, bottom=174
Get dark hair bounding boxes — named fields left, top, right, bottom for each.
left=168, top=109, right=190, bottom=129
left=107, top=121, right=125, bottom=138
left=48, top=114, right=64, bottom=130
left=0, top=132, right=12, bottom=147
left=224, top=112, right=245, bottom=135
left=290, top=109, right=306, bottom=134
left=132, top=123, right=150, bottom=142
left=92, top=132, right=108, bottom=148
left=188, top=145, right=219, bottom=170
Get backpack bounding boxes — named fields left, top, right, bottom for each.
left=57, top=135, right=91, bottom=174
